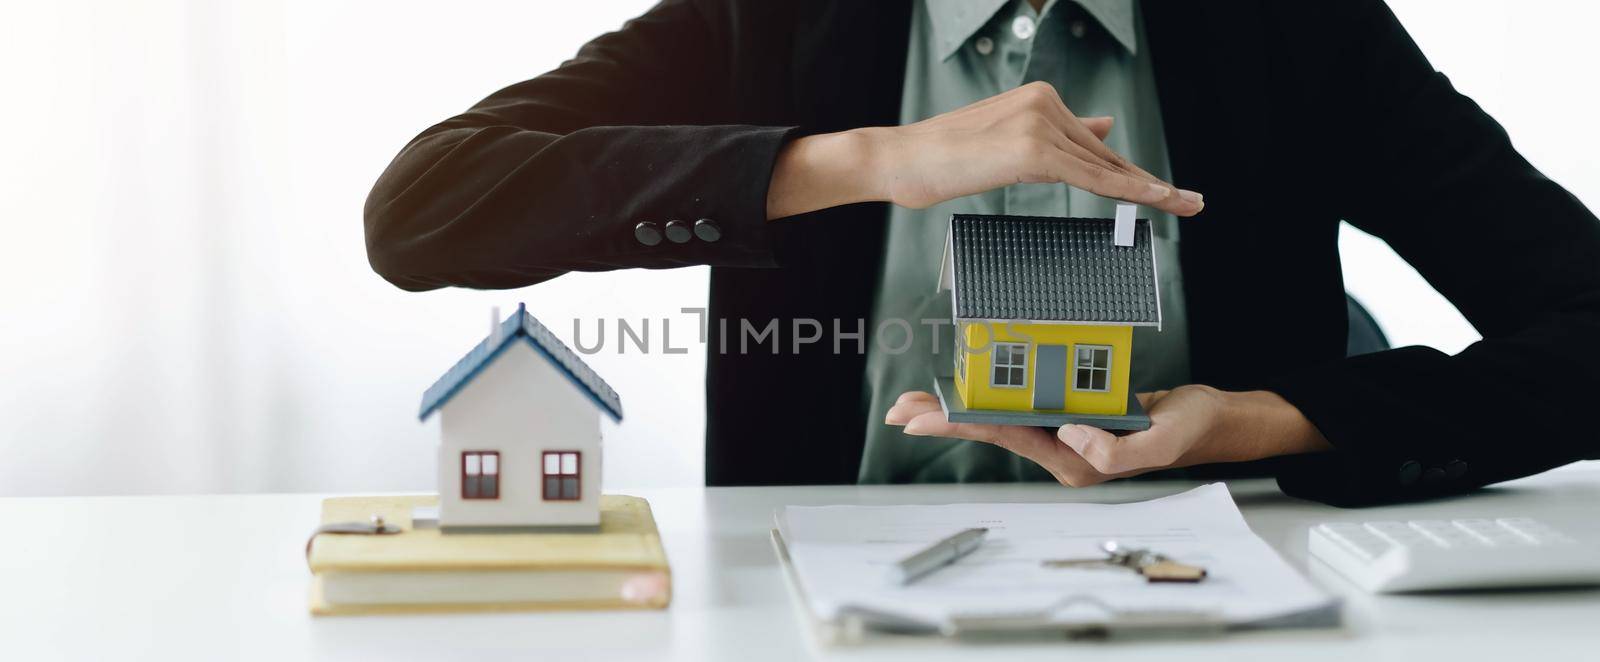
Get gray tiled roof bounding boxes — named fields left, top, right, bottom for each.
left=950, top=214, right=1161, bottom=325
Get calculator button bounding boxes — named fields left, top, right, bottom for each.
left=1454, top=519, right=1527, bottom=546
left=1365, top=521, right=1426, bottom=546
left=1323, top=525, right=1392, bottom=559
left=1450, top=520, right=1499, bottom=545
left=1410, top=520, right=1477, bottom=548
left=1497, top=518, right=1575, bottom=545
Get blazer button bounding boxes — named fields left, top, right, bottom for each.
left=693, top=218, right=722, bottom=242
left=1444, top=459, right=1468, bottom=480
left=634, top=221, right=663, bottom=246
left=664, top=220, right=692, bottom=243
left=1421, top=467, right=1446, bottom=487
left=1397, top=460, right=1422, bottom=486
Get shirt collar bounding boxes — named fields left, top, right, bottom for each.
left=924, top=0, right=1139, bottom=61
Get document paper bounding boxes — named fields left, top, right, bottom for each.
left=776, top=484, right=1333, bottom=628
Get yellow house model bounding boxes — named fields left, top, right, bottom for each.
left=933, top=208, right=1162, bottom=430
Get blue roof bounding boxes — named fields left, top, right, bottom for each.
left=418, top=303, right=623, bottom=422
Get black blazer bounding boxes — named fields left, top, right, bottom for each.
left=364, top=0, right=1600, bottom=506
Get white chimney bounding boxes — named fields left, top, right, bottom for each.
left=1114, top=204, right=1136, bottom=247
left=490, top=305, right=501, bottom=337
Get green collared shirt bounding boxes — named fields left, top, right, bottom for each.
left=859, top=0, right=1191, bottom=483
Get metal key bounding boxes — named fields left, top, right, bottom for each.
left=1042, top=540, right=1207, bottom=583
left=1043, top=540, right=1157, bottom=569
left=1044, top=540, right=1142, bottom=568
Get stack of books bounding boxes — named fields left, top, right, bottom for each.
left=307, top=494, right=670, bottom=615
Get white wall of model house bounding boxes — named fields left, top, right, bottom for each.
left=437, top=341, right=603, bottom=528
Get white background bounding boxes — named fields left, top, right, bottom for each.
left=0, top=1, right=1591, bottom=496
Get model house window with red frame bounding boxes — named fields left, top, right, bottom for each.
left=462, top=451, right=500, bottom=499
left=543, top=451, right=581, bottom=501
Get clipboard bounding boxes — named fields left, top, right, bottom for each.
left=771, top=527, right=1238, bottom=643
left=772, top=528, right=1340, bottom=644
left=767, top=485, right=1342, bottom=645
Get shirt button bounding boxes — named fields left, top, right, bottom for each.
left=1011, top=15, right=1036, bottom=40
left=634, top=221, right=663, bottom=247
left=664, top=220, right=693, bottom=243
left=1444, top=460, right=1469, bottom=480
left=1070, top=20, right=1087, bottom=38
left=974, top=36, right=994, bottom=56
left=693, top=218, right=722, bottom=242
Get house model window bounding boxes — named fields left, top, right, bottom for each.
left=1074, top=345, right=1113, bottom=392
left=991, top=343, right=1029, bottom=388
left=543, top=451, right=581, bottom=501
left=461, top=451, right=500, bottom=499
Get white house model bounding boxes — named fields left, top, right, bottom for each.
left=418, top=303, right=623, bottom=531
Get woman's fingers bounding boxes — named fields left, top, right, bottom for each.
left=900, top=410, right=1065, bottom=463
left=1031, top=90, right=1204, bottom=215
left=1057, top=424, right=1176, bottom=476
left=1036, top=121, right=1201, bottom=215
left=1135, top=390, right=1170, bottom=410
left=1049, top=152, right=1176, bottom=207
left=872, top=81, right=1205, bottom=215
left=1054, top=128, right=1203, bottom=216
left=1026, top=117, right=1195, bottom=214
left=1081, top=116, right=1114, bottom=141
left=1037, top=89, right=1150, bottom=176
left=940, top=80, right=1045, bottom=120
left=890, top=398, right=1053, bottom=458
left=898, top=409, right=1111, bottom=486
left=895, top=391, right=939, bottom=405
left=885, top=397, right=943, bottom=426
left=883, top=388, right=1121, bottom=488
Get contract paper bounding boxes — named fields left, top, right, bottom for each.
left=776, top=484, right=1334, bottom=629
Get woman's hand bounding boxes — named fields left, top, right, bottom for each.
left=766, top=81, right=1204, bottom=220
left=884, top=386, right=1331, bottom=486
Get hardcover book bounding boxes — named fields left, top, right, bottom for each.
left=308, top=494, right=670, bottom=615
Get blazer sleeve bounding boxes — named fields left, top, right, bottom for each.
left=362, top=0, right=794, bottom=291
left=1266, top=1, right=1600, bottom=506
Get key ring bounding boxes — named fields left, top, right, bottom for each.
left=1101, top=540, right=1168, bottom=568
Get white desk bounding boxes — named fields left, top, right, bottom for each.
left=4, top=469, right=1599, bottom=661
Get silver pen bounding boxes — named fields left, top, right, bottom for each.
left=887, top=527, right=989, bottom=586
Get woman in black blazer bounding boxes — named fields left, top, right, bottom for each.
left=364, top=1, right=1600, bottom=506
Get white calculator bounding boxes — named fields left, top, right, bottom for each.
left=1308, top=518, right=1600, bottom=593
